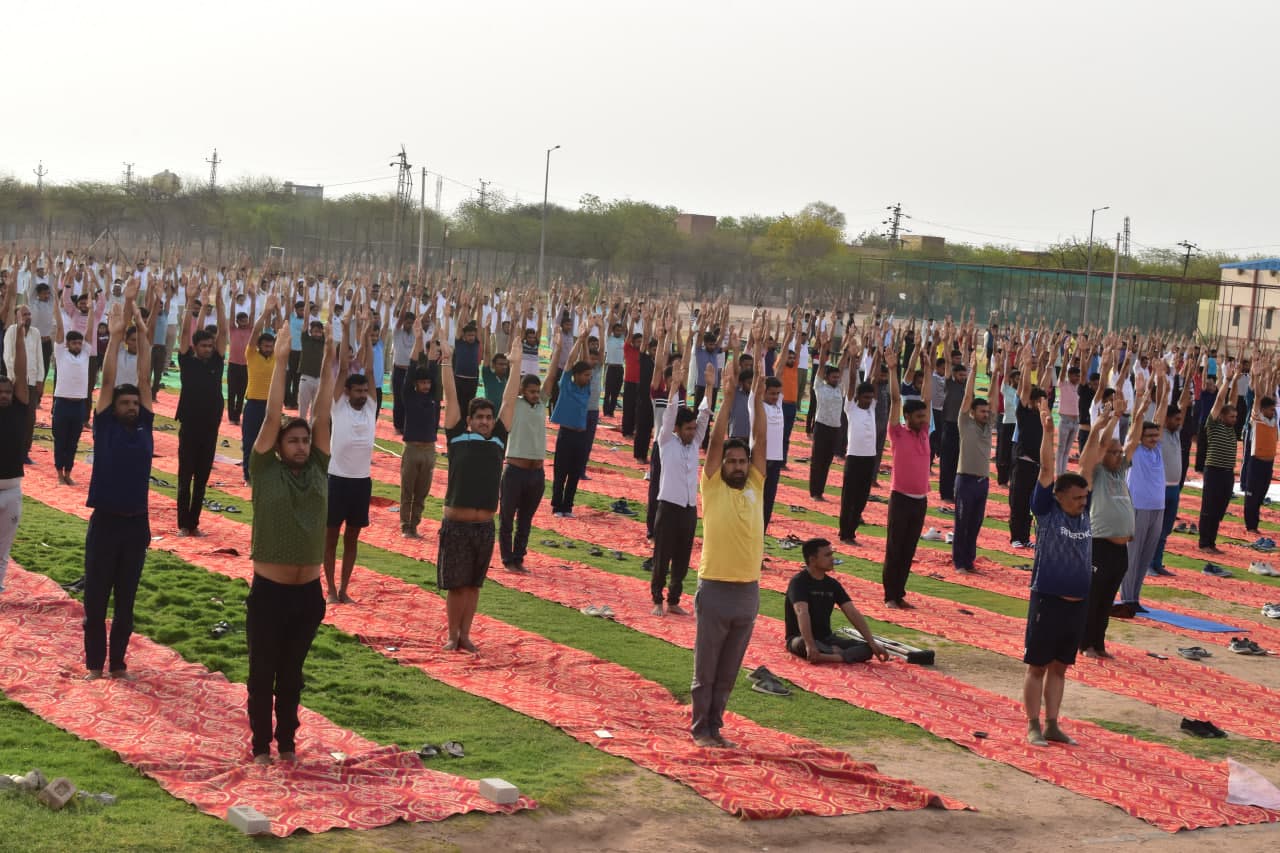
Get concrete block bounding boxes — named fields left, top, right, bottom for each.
left=227, top=805, right=271, bottom=835
left=37, top=778, right=77, bottom=810
left=478, top=778, right=519, bottom=805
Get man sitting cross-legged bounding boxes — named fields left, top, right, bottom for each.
left=785, top=538, right=889, bottom=664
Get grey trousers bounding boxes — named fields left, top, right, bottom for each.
left=0, top=482, right=20, bottom=592
left=1056, top=416, right=1079, bottom=474
left=1121, top=508, right=1164, bottom=604
left=691, top=579, right=759, bottom=740
left=297, top=375, right=320, bottom=423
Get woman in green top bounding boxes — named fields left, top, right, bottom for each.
left=245, top=310, right=337, bottom=764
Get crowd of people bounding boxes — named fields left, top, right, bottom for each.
left=0, top=245, right=1272, bottom=757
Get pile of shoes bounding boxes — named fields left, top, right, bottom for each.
left=1229, top=637, right=1268, bottom=655
left=747, top=666, right=791, bottom=696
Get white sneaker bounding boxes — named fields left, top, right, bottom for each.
left=1011, top=541, right=1027, bottom=549
left=1249, top=562, right=1276, bottom=576
left=1262, top=604, right=1280, bottom=619
left=921, top=527, right=944, bottom=542
left=643, top=471, right=651, bottom=481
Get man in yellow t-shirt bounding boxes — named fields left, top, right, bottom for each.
left=242, top=292, right=279, bottom=483
left=692, top=349, right=767, bottom=749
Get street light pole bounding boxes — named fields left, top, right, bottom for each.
left=1080, top=204, right=1109, bottom=329
left=537, top=145, right=560, bottom=292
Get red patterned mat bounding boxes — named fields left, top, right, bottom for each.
left=341, top=510, right=1279, bottom=831
left=110, top=448, right=1278, bottom=832
left=17, top=467, right=962, bottom=819
left=131, top=429, right=1280, bottom=742
left=0, top=566, right=531, bottom=836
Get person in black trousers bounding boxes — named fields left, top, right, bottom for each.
left=1009, top=344, right=1055, bottom=548
left=650, top=374, right=711, bottom=615
left=174, top=279, right=226, bottom=536
left=245, top=318, right=336, bottom=763
left=1198, top=367, right=1241, bottom=552
left=881, top=341, right=932, bottom=608
left=549, top=329, right=592, bottom=517
left=83, top=283, right=155, bottom=681
left=633, top=339, right=657, bottom=463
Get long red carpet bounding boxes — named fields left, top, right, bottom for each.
left=18, top=466, right=963, bottom=820
left=0, top=565, right=532, bottom=836
left=105, top=447, right=1279, bottom=832
left=131, top=428, right=1280, bottom=744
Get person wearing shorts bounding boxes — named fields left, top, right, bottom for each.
left=437, top=335, right=521, bottom=652
left=1023, top=399, right=1092, bottom=748
left=323, top=316, right=376, bottom=605
left=785, top=539, right=888, bottom=665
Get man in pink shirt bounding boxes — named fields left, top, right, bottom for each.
left=882, top=336, right=933, bottom=609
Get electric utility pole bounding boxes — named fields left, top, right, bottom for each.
left=882, top=202, right=909, bottom=248
left=122, top=162, right=134, bottom=190
left=33, top=161, right=46, bottom=192
left=478, top=178, right=489, bottom=211
left=206, top=149, right=221, bottom=190
left=1177, top=240, right=1200, bottom=279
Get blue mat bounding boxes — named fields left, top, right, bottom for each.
left=1135, top=607, right=1246, bottom=633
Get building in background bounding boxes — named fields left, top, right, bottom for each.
left=1209, top=259, right=1280, bottom=346
left=676, top=213, right=716, bottom=237
left=283, top=181, right=325, bottom=200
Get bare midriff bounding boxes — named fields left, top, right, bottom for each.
left=253, top=561, right=322, bottom=585
left=442, top=506, right=495, bottom=523
left=505, top=457, right=541, bottom=470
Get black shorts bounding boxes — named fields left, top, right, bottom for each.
left=437, top=517, right=495, bottom=590
left=327, top=475, right=372, bottom=529
left=1023, top=591, right=1086, bottom=667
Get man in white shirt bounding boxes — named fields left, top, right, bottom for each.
left=749, top=375, right=785, bottom=531
left=809, top=359, right=847, bottom=500
left=650, top=369, right=712, bottom=616
left=3, top=304, right=44, bottom=464
left=839, top=379, right=879, bottom=545
left=323, top=316, right=377, bottom=605
left=51, top=303, right=91, bottom=485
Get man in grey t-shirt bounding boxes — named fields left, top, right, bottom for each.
left=952, top=352, right=992, bottom=573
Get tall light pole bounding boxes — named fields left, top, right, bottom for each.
left=537, top=145, right=560, bottom=292
left=1080, top=204, right=1109, bottom=329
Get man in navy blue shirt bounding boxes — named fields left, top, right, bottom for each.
left=1023, top=398, right=1091, bottom=747
left=83, top=279, right=155, bottom=681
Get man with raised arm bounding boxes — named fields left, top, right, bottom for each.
left=881, top=324, right=933, bottom=609
left=500, top=312, right=554, bottom=573
left=50, top=280, right=92, bottom=486
left=691, top=340, right=767, bottom=748
left=246, top=317, right=336, bottom=765
left=82, top=279, right=154, bottom=680
left=952, top=348, right=992, bottom=573
left=1198, top=364, right=1241, bottom=553
left=398, top=320, right=442, bottom=540
left=241, top=290, right=278, bottom=484
left=323, top=306, right=377, bottom=604
left=0, top=318, right=31, bottom=594
left=175, top=279, right=227, bottom=536
left=437, top=333, right=521, bottom=652
left=1023, top=397, right=1092, bottom=747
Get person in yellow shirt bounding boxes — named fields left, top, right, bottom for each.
left=242, top=291, right=279, bottom=483
left=691, top=342, right=767, bottom=748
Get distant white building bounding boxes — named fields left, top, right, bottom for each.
left=283, top=181, right=324, bottom=200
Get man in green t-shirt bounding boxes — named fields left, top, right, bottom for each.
left=245, top=312, right=337, bottom=765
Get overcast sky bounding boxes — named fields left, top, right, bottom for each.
left=6, top=0, right=1275, bottom=256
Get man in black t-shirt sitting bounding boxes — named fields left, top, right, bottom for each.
left=785, top=538, right=889, bottom=664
